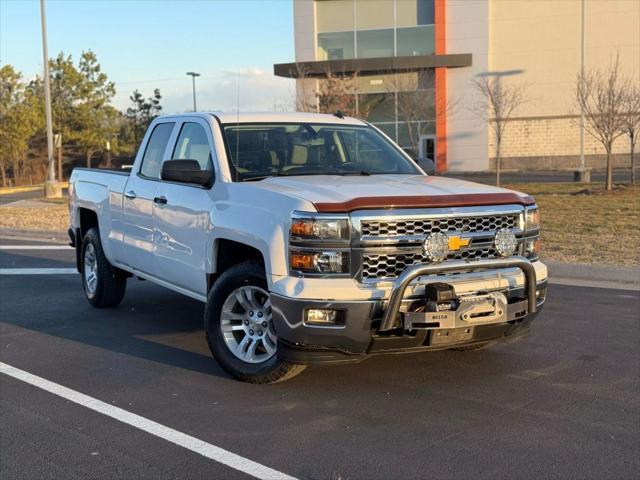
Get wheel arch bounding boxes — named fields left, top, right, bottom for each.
left=74, top=207, right=99, bottom=272
left=208, top=238, right=268, bottom=291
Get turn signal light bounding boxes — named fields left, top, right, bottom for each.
left=290, top=253, right=315, bottom=270
left=291, top=221, right=315, bottom=237
left=525, top=237, right=541, bottom=257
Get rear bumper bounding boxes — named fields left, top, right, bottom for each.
left=271, top=257, right=546, bottom=365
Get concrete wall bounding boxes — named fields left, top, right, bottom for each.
left=294, top=0, right=317, bottom=62
left=446, top=0, right=491, bottom=172
left=487, top=0, right=640, bottom=170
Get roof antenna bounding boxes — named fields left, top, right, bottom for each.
left=334, top=110, right=344, bottom=119
left=235, top=74, right=240, bottom=182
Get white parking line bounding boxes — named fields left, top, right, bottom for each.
left=0, top=245, right=72, bottom=250
left=0, top=268, right=78, bottom=275
left=0, top=362, right=298, bottom=480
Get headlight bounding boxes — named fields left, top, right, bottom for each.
left=290, top=250, right=349, bottom=274
left=290, top=214, right=349, bottom=241
left=525, top=206, right=540, bottom=232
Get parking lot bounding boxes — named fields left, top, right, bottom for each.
left=1, top=235, right=638, bottom=480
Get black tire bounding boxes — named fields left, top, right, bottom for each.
left=204, top=261, right=306, bottom=383
left=451, top=341, right=494, bottom=352
left=81, top=228, right=127, bottom=308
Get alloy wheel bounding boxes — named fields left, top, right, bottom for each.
left=220, top=286, right=277, bottom=363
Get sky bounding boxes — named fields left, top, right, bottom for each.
left=0, top=0, right=296, bottom=113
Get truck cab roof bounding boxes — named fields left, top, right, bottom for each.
left=154, top=111, right=368, bottom=126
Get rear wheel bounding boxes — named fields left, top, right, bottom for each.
left=81, top=228, right=127, bottom=308
left=205, top=261, right=306, bottom=383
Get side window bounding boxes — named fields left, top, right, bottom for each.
left=140, top=122, right=175, bottom=179
left=171, top=122, right=213, bottom=171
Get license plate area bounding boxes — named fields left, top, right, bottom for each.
left=430, top=327, right=475, bottom=346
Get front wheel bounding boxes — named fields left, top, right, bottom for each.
left=204, top=261, right=306, bottom=383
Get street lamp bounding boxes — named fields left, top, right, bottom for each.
left=186, top=72, right=200, bottom=111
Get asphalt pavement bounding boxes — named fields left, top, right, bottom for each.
left=0, top=236, right=638, bottom=480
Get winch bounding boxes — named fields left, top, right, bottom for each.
left=404, top=282, right=509, bottom=330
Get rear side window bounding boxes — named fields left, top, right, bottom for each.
left=171, top=122, right=213, bottom=171
left=140, top=122, right=175, bottom=179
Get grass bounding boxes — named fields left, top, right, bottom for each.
left=506, top=183, right=640, bottom=267
left=0, top=183, right=638, bottom=266
left=0, top=202, right=69, bottom=232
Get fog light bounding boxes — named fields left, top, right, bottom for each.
left=494, top=228, right=518, bottom=257
left=306, top=309, right=341, bottom=326
left=423, top=232, right=449, bottom=263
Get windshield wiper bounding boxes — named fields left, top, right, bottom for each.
left=241, top=170, right=374, bottom=182
left=336, top=170, right=371, bottom=176
left=241, top=171, right=327, bottom=182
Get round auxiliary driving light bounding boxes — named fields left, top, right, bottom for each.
left=494, top=228, right=518, bottom=257
left=423, top=232, right=450, bottom=263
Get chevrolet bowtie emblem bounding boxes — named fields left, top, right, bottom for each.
left=447, top=235, right=471, bottom=251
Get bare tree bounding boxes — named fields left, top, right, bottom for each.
left=291, top=64, right=317, bottom=113
left=317, top=70, right=371, bottom=118
left=387, top=72, right=457, bottom=159
left=575, top=54, right=629, bottom=191
left=471, top=76, right=528, bottom=187
left=619, top=84, right=640, bottom=184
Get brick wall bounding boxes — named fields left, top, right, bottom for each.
left=489, top=115, right=638, bottom=170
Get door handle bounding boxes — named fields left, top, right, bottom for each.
left=153, top=196, right=168, bottom=206
left=124, top=190, right=137, bottom=199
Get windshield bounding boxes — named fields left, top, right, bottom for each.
left=221, top=123, right=421, bottom=181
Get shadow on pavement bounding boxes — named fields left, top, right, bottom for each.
left=0, top=275, right=232, bottom=381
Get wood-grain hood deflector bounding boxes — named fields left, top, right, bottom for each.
left=313, top=193, right=536, bottom=213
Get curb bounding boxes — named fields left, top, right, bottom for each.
left=0, top=182, right=69, bottom=196
left=0, top=227, right=69, bottom=243
left=545, top=261, right=640, bottom=286
left=0, top=185, right=43, bottom=196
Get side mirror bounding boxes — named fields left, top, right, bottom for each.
left=417, top=157, right=436, bottom=175
left=161, top=159, right=213, bottom=186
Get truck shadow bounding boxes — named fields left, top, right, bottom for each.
left=1, top=274, right=233, bottom=380
left=0, top=272, right=558, bottom=388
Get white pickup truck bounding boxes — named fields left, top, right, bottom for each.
left=69, top=112, right=546, bottom=383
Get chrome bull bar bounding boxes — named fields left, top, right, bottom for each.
left=379, top=256, right=537, bottom=332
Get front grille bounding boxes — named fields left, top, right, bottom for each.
left=362, top=247, right=499, bottom=280
left=361, top=214, right=517, bottom=237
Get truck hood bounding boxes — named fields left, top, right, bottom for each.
left=250, top=175, right=533, bottom=212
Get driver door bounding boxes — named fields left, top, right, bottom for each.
left=153, top=119, right=216, bottom=297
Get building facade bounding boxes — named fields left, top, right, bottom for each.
left=274, top=0, right=640, bottom=172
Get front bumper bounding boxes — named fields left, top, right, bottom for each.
left=271, top=257, right=546, bottom=364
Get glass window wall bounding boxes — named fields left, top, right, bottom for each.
left=396, top=0, right=435, bottom=27
left=356, top=29, right=394, bottom=58
left=355, top=0, right=394, bottom=29
left=317, top=0, right=354, bottom=33
left=317, top=31, right=355, bottom=60
left=397, top=25, right=434, bottom=56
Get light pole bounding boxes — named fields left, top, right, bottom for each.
left=186, top=72, right=200, bottom=111
left=576, top=0, right=590, bottom=183
left=40, top=0, right=61, bottom=197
